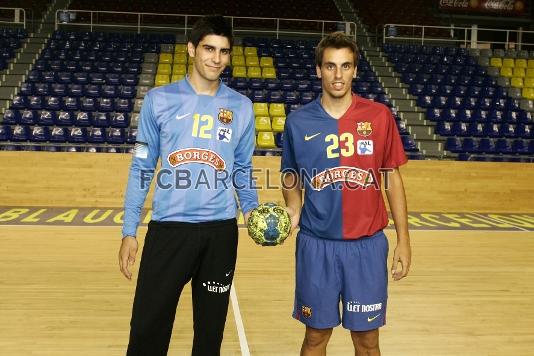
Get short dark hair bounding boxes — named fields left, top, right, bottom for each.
left=315, top=31, right=359, bottom=67
left=189, top=15, right=233, bottom=48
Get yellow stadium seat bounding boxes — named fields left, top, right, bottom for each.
left=172, top=64, right=187, bottom=75
left=155, top=74, right=170, bottom=86
left=500, top=67, right=513, bottom=77
left=513, top=67, right=526, bottom=78
left=188, top=64, right=194, bottom=74
left=244, top=47, right=257, bottom=57
left=490, top=57, right=502, bottom=67
left=246, top=56, right=260, bottom=67
left=262, top=67, right=277, bottom=79
left=269, top=103, right=286, bottom=117
left=173, top=53, right=187, bottom=65
left=271, top=116, right=286, bottom=132
left=515, top=59, right=527, bottom=69
left=232, top=45, right=244, bottom=56
left=232, top=55, right=245, bottom=66
left=253, top=102, right=269, bottom=116
left=502, top=58, right=515, bottom=68
left=247, top=66, right=262, bottom=78
left=232, top=66, right=247, bottom=78
left=157, top=64, right=172, bottom=75
left=511, top=77, right=524, bottom=88
left=255, top=116, right=272, bottom=132
left=174, top=44, right=187, bottom=54
left=524, top=77, right=534, bottom=88
left=522, top=87, right=534, bottom=100
left=527, top=69, right=534, bottom=78
left=256, top=131, right=276, bottom=148
left=171, top=74, right=185, bottom=82
left=159, top=53, right=173, bottom=64
left=260, top=57, right=274, bottom=68
left=528, top=59, right=534, bottom=69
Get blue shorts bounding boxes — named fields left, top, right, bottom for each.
left=293, top=230, right=389, bottom=331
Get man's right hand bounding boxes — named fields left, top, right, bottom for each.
left=119, top=236, right=138, bottom=280
left=285, top=206, right=301, bottom=232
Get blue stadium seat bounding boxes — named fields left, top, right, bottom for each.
left=51, top=84, right=67, bottom=96
left=111, top=112, right=129, bottom=128
left=0, top=125, right=12, bottom=141
left=445, top=137, right=462, bottom=153
left=68, top=127, right=87, bottom=143
left=11, top=95, right=26, bottom=109
left=11, top=125, right=29, bottom=142
left=127, top=128, right=138, bottom=144
left=106, top=128, right=125, bottom=144
left=120, top=86, right=136, bottom=99
left=37, top=110, right=55, bottom=126
left=435, top=121, right=452, bottom=136
left=63, top=97, right=79, bottom=111
left=55, top=111, right=74, bottom=126
left=478, top=138, right=495, bottom=153
left=401, top=135, right=418, bottom=151
left=468, top=122, right=485, bottom=137
left=30, top=126, right=49, bottom=142
left=495, top=138, right=512, bottom=154
left=462, top=137, right=479, bottom=153
left=451, top=122, right=469, bottom=136
left=512, top=139, right=528, bottom=154
left=2, top=109, right=20, bottom=124
left=20, top=110, right=37, bottom=125
left=88, top=127, right=106, bottom=143
left=81, top=98, right=97, bottom=111
left=74, top=112, right=92, bottom=126
left=93, top=112, right=111, bottom=127
left=300, top=92, right=315, bottom=105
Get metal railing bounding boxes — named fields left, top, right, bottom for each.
left=0, top=7, right=26, bottom=29
left=382, top=23, right=534, bottom=50
left=54, top=10, right=356, bottom=40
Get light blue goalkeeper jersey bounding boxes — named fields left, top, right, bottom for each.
left=122, top=77, right=258, bottom=237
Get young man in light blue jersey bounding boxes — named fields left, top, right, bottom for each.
left=118, top=15, right=258, bottom=356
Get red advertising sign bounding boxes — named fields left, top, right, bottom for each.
left=438, top=0, right=526, bottom=15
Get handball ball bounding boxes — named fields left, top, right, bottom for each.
left=247, top=202, right=291, bottom=246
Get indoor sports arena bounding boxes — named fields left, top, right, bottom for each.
left=0, top=1, right=533, bottom=355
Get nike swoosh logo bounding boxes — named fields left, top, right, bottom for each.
left=225, top=270, right=233, bottom=277
left=176, top=113, right=191, bottom=120
left=304, top=133, right=321, bottom=141
left=368, top=314, right=381, bottom=322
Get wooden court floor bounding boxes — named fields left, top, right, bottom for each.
left=0, top=226, right=533, bottom=356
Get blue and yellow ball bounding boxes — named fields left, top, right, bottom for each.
left=247, top=202, right=291, bottom=246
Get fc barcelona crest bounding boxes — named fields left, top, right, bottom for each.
left=357, top=122, right=372, bottom=137
left=301, top=305, right=312, bottom=318
left=218, top=108, right=233, bottom=125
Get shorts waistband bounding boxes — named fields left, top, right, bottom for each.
left=149, top=218, right=237, bottom=229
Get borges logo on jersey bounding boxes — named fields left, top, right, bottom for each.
left=218, top=108, right=233, bottom=124
left=167, top=148, right=226, bottom=171
left=357, top=122, right=373, bottom=137
left=311, top=166, right=374, bottom=191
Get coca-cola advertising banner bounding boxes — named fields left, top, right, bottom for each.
left=439, top=0, right=526, bottom=15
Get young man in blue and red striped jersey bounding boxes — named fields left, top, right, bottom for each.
left=282, top=32, right=411, bottom=355
left=118, top=15, right=258, bottom=356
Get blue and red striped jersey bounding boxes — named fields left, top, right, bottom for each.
left=281, top=94, right=407, bottom=240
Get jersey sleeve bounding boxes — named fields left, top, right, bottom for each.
left=233, top=101, right=259, bottom=214
left=280, top=114, right=298, bottom=173
left=122, top=92, right=160, bottom=237
left=382, top=108, right=408, bottom=169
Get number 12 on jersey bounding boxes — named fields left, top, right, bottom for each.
left=192, top=113, right=213, bottom=139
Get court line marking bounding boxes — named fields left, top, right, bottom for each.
left=230, top=283, right=250, bottom=356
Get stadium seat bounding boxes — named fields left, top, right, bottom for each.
left=256, top=131, right=276, bottom=148
left=232, top=45, right=244, bottom=56
left=260, top=57, right=274, bottom=67
left=515, top=59, right=527, bottom=69
left=0, top=125, right=11, bottom=141
left=489, top=58, right=502, bottom=67
left=269, top=103, right=286, bottom=117
left=500, top=67, right=513, bottom=77
left=159, top=53, right=173, bottom=64
left=255, top=116, right=272, bottom=131
left=173, top=53, right=187, bottom=65
left=511, top=77, right=524, bottom=88
left=11, top=125, right=29, bottom=142
left=20, top=110, right=36, bottom=125
left=513, top=68, right=526, bottom=78
left=112, top=112, right=131, bottom=128
left=174, top=44, right=187, bottom=54
left=247, top=67, right=262, bottom=78
left=155, top=74, right=170, bottom=86
left=232, top=66, right=247, bottom=78
left=524, top=77, right=534, bottom=88
left=271, top=116, right=286, bottom=132
left=262, top=67, right=277, bottom=79
left=246, top=56, right=260, bottom=67
left=244, top=47, right=258, bottom=57
left=157, top=64, right=172, bottom=75
left=106, top=128, right=125, bottom=144
left=502, top=58, right=515, bottom=68
left=88, top=127, right=105, bottom=143
left=232, top=56, right=245, bottom=66
left=68, top=127, right=87, bottom=143
left=523, top=88, right=534, bottom=100
left=49, top=127, right=67, bottom=143
left=253, top=103, right=269, bottom=116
